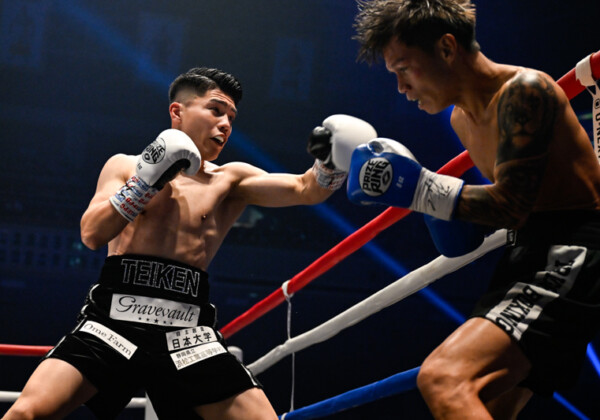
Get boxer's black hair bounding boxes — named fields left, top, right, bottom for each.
left=169, top=67, right=243, bottom=105
left=354, top=0, right=479, bottom=64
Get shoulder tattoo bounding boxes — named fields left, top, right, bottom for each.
left=456, top=73, right=559, bottom=227
left=497, top=72, right=558, bottom=163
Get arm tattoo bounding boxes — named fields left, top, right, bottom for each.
left=457, top=72, right=558, bottom=227
left=497, top=72, right=557, bottom=163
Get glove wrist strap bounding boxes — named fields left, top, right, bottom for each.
left=312, top=159, right=347, bottom=191
left=109, top=175, right=158, bottom=222
left=410, top=169, right=464, bottom=221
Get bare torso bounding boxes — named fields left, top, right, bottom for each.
left=452, top=65, right=600, bottom=215
left=107, top=159, right=253, bottom=270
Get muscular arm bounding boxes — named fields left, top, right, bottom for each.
left=80, top=154, right=135, bottom=249
left=455, top=72, right=559, bottom=228
left=228, top=162, right=334, bottom=207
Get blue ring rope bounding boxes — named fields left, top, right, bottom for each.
left=279, top=368, right=419, bottom=420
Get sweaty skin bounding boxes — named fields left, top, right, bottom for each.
left=3, top=80, right=343, bottom=420
left=2, top=88, right=332, bottom=420
left=453, top=70, right=600, bottom=228
left=382, top=33, right=600, bottom=420
left=80, top=89, right=332, bottom=271
left=383, top=36, right=600, bottom=230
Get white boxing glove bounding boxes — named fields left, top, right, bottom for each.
left=307, top=114, right=377, bottom=190
left=110, top=129, right=201, bottom=222
left=323, top=114, right=377, bottom=172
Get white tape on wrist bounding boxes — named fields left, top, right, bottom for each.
left=109, top=175, right=158, bottom=222
left=410, top=169, right=464, bottom=221
left=312, top=159, right=348, bottom=191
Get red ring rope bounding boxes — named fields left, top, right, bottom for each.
left=1, top=50, right=599, bottom=353
left=0, top=344, right=52, bottom=357
left=558, top=51, right=600, bottom=99
left=220, top=49, right=600, bottom=339
left=221, top=151, right=474, bottom=338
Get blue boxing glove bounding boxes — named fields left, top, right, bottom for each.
left=347, top=138, right=464, bottom=221
left=424, top=214, right=493, bottom=257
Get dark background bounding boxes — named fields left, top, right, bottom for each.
left=1, top=0, right=599, bottom=418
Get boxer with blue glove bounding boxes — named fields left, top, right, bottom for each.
left=347, top=138, right=490, bottom=257
left=352, top=1, right=600, bottom=418
left=423, top=214, right=493, bottom=257
left=347, top=138, right=464, bottom=220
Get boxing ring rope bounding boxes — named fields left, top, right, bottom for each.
left=220, top=149, right=475, bottom=339
left=280, top=367, right=420, bottom=420
left=0, top=393, right=147, bottom=409
left=557, top=50, right=600, bottom=99
left=259, top=235, right=595, bottom=420
left=221, top=49, right=600, bottom=340
left=249, top=229, right=508, bottom=375
left=244, top=50, right=600, bottom=419
left=1, top=51, right=599, bottom=418
left=0, top=345, right=52, bottom=357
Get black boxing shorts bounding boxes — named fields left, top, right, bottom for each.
left=471, top=210, right=600, bottom=395
left=45, top=254, right=261, bottom=418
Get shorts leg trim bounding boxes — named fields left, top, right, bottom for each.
left=484, top=245, right=587, bottom=340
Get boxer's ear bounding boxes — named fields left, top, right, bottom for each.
left=170, top=102, right=183, bottom=125
left=437, top=33, right=457, bottom=63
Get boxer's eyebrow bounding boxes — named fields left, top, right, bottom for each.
left=208, top=98, right=238, bottom=117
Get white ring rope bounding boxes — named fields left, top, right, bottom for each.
left=0, top=231, right=505, bottom=411
left=248, top=229, right=507, bottom=375
left=0, top=391, right=147, bottom=408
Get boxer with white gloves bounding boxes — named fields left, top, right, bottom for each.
left=347, top=138, right=464, bottom=220
left=9, top=67, right=358, bottom=420
left=307, top=114, right=377, bottom=190
left=109, top=129, right=201, bottom=222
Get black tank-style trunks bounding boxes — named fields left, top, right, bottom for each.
left=471, top=210, right=600, bottom=395
left=45, top=254, right=261, bottom=419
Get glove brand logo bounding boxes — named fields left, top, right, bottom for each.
left=359, top=158, right=392, bottom=196
left=142, top=138, right=166, bottom=164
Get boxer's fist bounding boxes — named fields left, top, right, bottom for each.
left=347, top=138, right=464, bottom=220
left=424, top=215, right=492, bottom=257
left=109, top=129, right=201, bottom=222
left=307, top=114, right=377, bottom=172
left=137, top=129, right=201, bottom=190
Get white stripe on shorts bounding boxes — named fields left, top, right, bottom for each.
left=485, top=245, right=586, bottom=340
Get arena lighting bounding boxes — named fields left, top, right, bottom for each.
left=227, top=129, right=411, bottom=276
left=48, top=1, right=407, bottom=280
left=60, top=0, right=599, bottom=381
left=14, top=2, right=592, bottom=416
left=55, top=0, right=172, bottom=90
left=587, top=344, right=600, bottom=377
